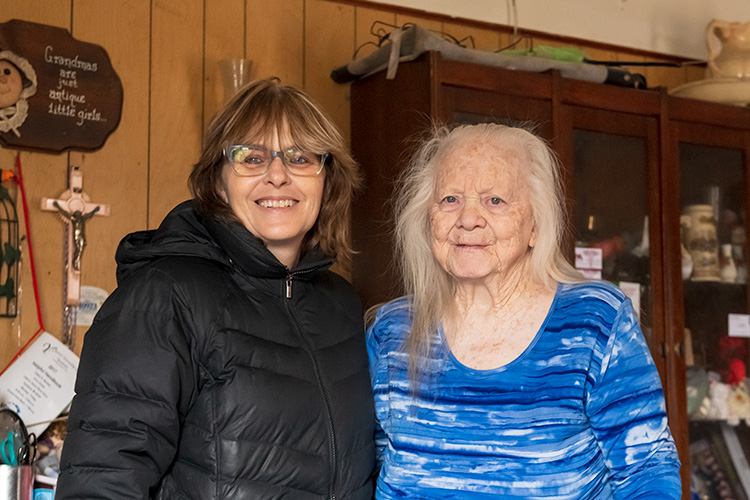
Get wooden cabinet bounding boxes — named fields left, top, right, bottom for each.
left=350, top=51, right=750, bottom=498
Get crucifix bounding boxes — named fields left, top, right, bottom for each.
left=41, top=165, right=110, bottom=349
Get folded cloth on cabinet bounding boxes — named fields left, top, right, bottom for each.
left=331, top=24, right=645, bottom=88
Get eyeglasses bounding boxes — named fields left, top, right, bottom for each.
left=225, top=145, right=329, bottom=177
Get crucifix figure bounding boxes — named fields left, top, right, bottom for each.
left=41, top=165, right=109, bottom=348
left=52, top=201, right=100, bottom=272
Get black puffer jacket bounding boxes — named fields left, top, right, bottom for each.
left=56, top=201, right=376, bottom=499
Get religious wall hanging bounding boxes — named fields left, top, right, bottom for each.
left=0, top=19, right=123, bottom=152
left=41, top=165, right=109, bottom=349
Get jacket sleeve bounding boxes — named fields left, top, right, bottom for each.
left=56, top=270, right=202, bottom=500
left=584, top=297, right=682, bottom=499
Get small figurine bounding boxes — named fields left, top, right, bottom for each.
left=707, top=378, right=730, bottom=420
left=726, top=381, right=750, bottom=426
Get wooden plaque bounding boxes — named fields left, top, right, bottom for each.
left=0, top=19, right=123, bottom=153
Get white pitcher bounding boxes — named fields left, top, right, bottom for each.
left=705, top=19, right=750, bottom=79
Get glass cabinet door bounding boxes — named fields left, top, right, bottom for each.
left=676, top=122, right=750, bottom=500
left=443, top=86, right=553, bottom=140
left=559, top=106, right=664, bottom=374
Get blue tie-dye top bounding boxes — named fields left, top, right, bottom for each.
left=367, top=281, right=681, bottom=499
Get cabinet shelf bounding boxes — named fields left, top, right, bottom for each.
left=684, top=281, right=748, bottom=292
left=690, top=418, right=750, bottom=425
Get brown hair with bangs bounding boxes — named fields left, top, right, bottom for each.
left=189, top=78, right=362, bottom=270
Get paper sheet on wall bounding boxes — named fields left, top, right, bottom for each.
left=0, top=332, right=79, bottom=436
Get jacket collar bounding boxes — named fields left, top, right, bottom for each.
left=115, top=200, right=333, bottom=283
left=202, top=212, right=334, bottom=279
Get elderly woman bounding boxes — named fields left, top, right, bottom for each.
left=56, top=78, right=375, bottom=499
left=367, top=123, right=681, bottom=499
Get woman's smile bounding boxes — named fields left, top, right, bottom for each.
left=256, top=197, right=297, bottom=208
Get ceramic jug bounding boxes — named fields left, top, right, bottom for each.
left=706, top=19, right=750, bottom=79
left=681, top=204, right=721, bottom=281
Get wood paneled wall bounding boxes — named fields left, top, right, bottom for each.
left=0, top=0, right=704, bottom=368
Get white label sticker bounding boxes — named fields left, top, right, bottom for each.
left=728, top=313, right=750, bottom=338
left=76, top=286, right=110, bottom=326
left=578, top=268, right=602, bottom=280
left=575, top=247, right=603, bottom=270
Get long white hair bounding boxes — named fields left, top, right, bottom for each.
left=393, top=123, right=583, bottom=381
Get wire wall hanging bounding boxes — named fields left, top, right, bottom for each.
left=0, top=171, right=19, bottom=317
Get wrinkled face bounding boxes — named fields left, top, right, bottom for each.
left=0, top=60, right=23, bottom=109
left=430, top=138, right=536, bottom=283
left=219, top=128, right=325, bottom=267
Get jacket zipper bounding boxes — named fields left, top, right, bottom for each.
left=284, top=270, right=338, bottom=500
